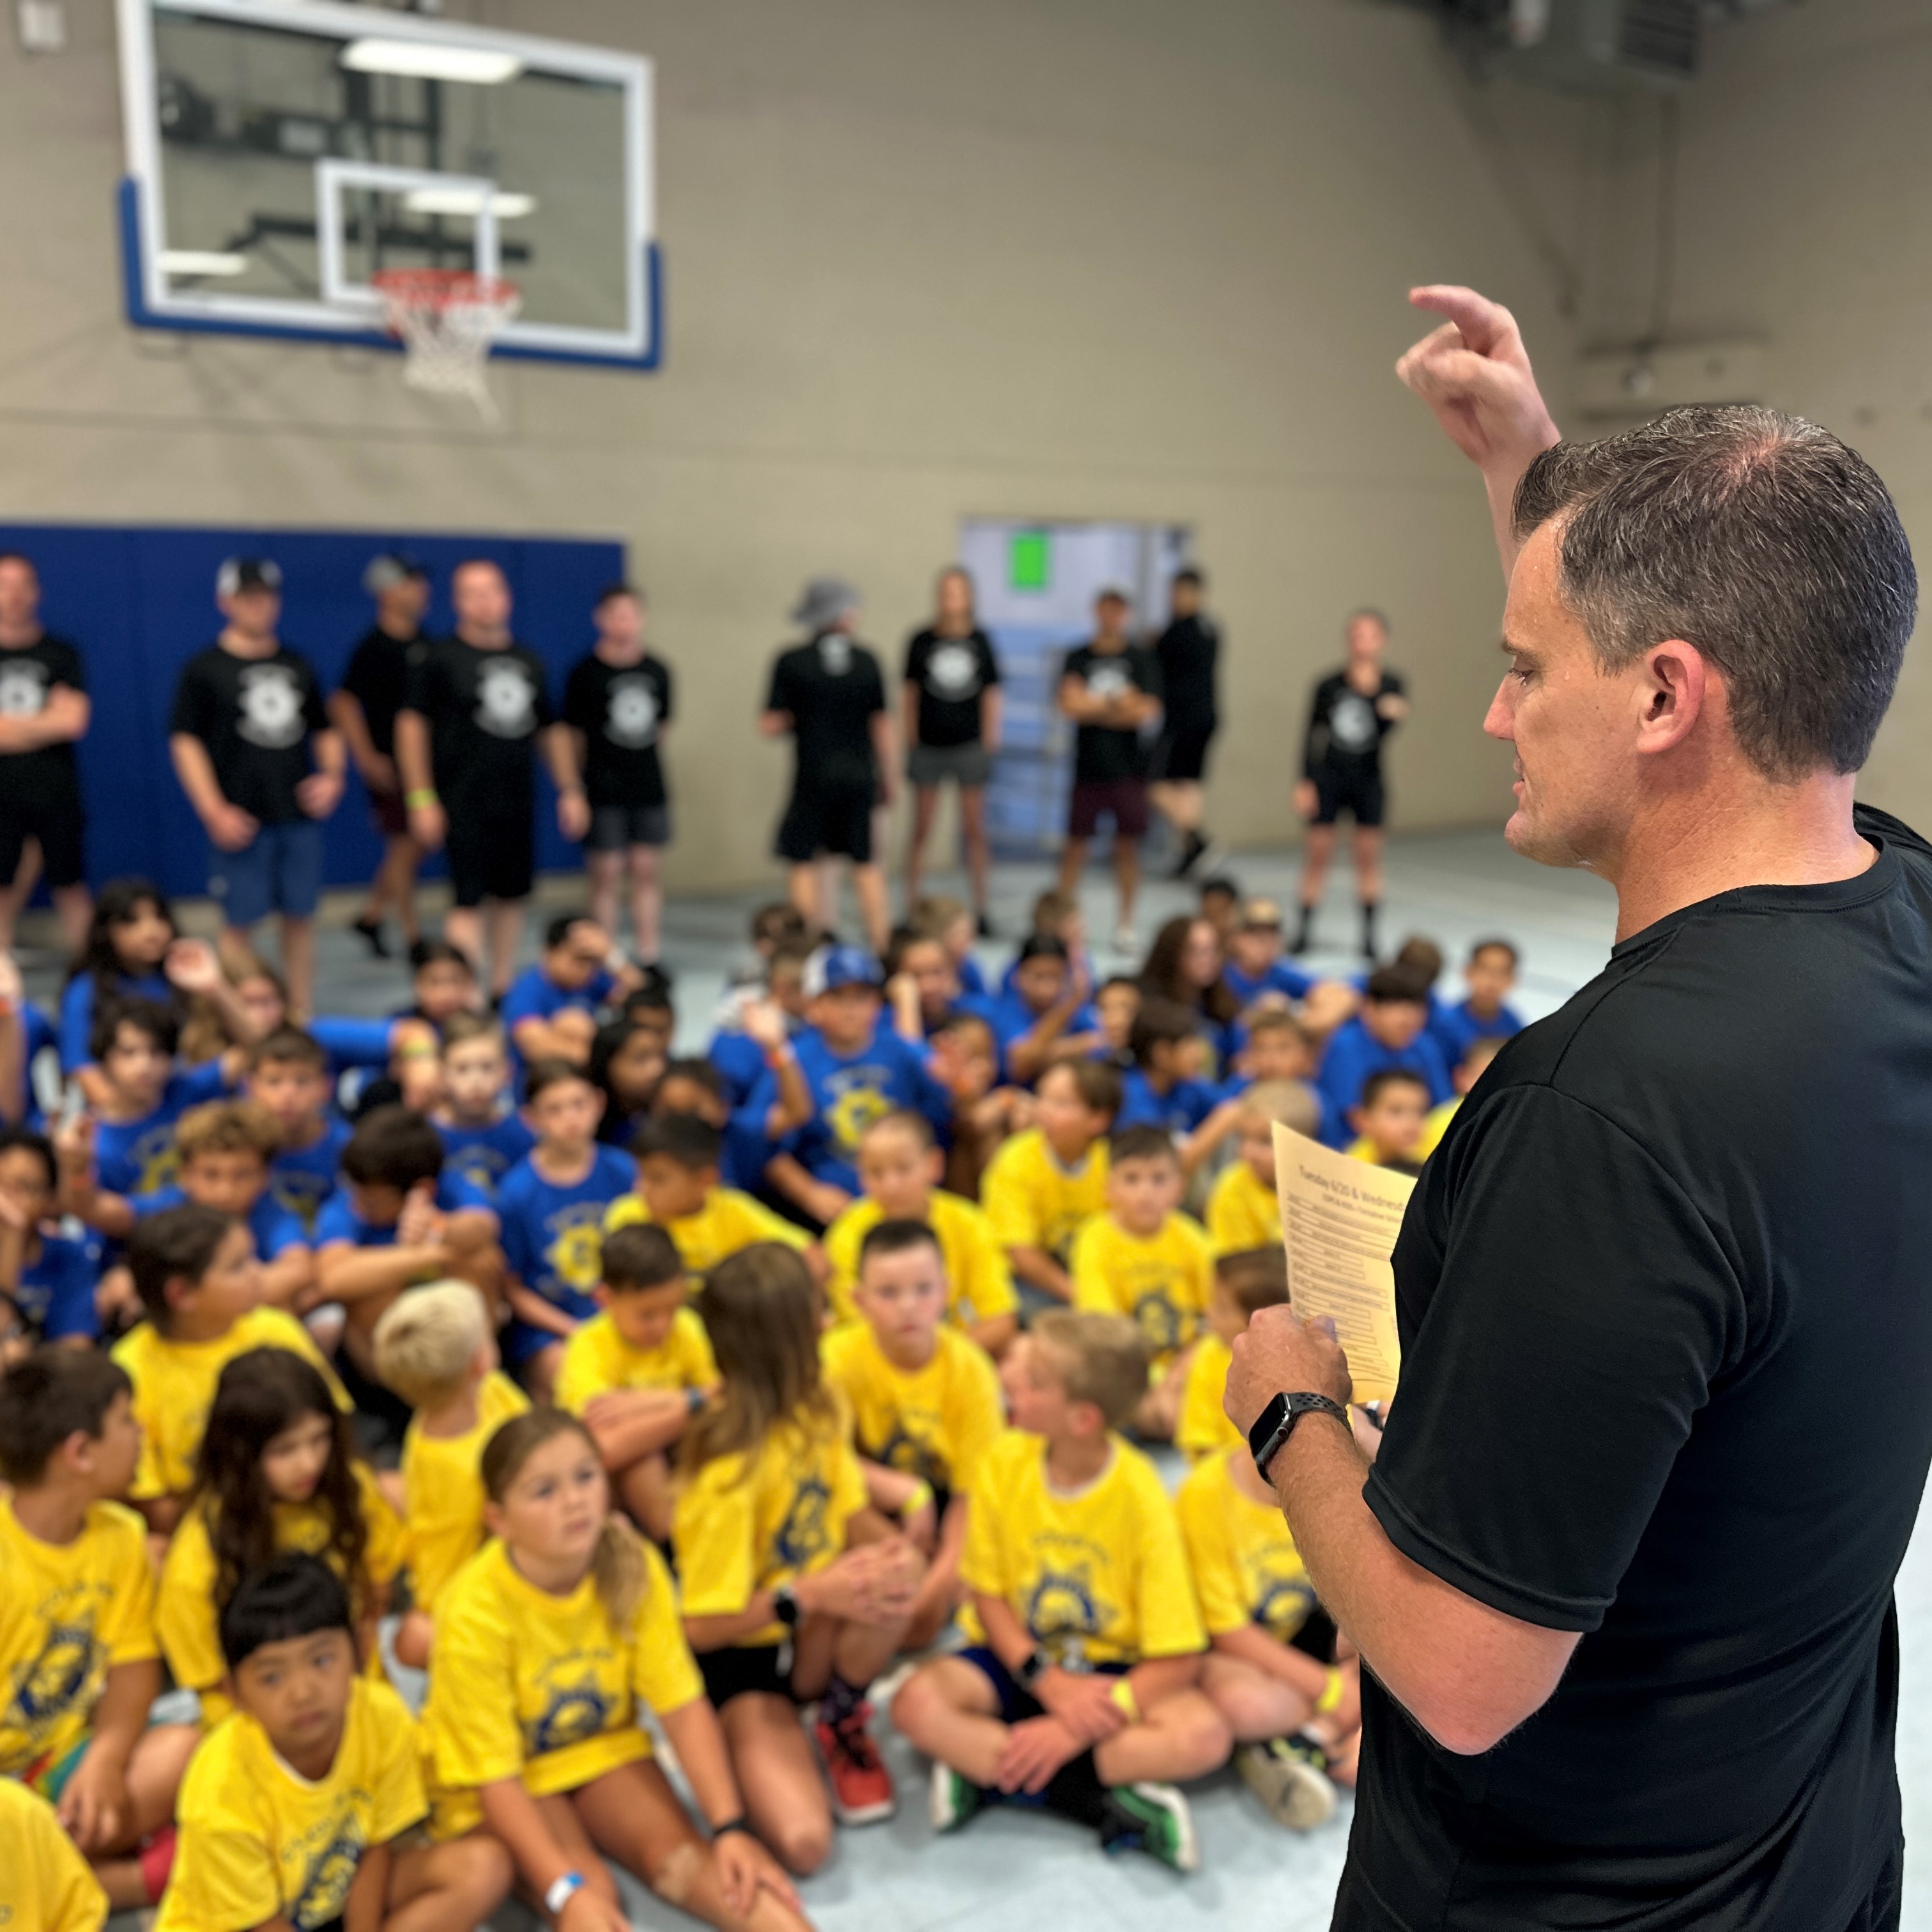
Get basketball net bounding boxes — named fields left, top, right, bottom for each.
left=371, top=269, right=521, bottom=421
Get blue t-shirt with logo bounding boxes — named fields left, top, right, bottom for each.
left=436, top=1111, right=539, bottom=1199
left=15, top=1232, right=98, bottom=1342
left=268, top=1116, right=353, bottom=1234
left=93, top=1060, right=232, bottom=1198
left=774, top=1023, right=951, bottom=1194
left=1313, top=1015, right=1453, bottom=1147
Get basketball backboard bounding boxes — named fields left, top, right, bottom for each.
left=115, top=0, right=659, bottom=367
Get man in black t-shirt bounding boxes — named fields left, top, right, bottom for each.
left=902, top=565, right=1002, bottom=928
left=328, top=553, right=430, bottom=957
left=395, top=557, right=586, bottom=998
left=1226, top=286, right=1930, bottom=1932
left=1149, top=565, right=1222, bottom=879
left=1055, top=588, right=1163, bottom=957
left=0, top=551, right=92, bottom=954
left=167, top=556, right=344, bottom=1021
left=759, top=576, right=893, bottom=953
left=560, top=583, right=674, bottom=965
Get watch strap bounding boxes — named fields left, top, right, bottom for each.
left=1249, top=1390, right=1349, bottom=1479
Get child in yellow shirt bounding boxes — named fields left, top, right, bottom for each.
left=675, top=1243, right=923, bottom=1865
left=0, top=1777, right=109, bottom=1932
left=1345, top=1067, right=1431, bottom=1172
left=1177, top=1443, right=1361, bottom=1830
left=371, top=1280, right=529, bottom=1669
left=823, top=1110, right=1017, bottom=1354
left=893, top=1310, right=1228, bottom=1872
left=112, top=1201, right=349, bottom=1533
left=822, top=1219, right=1004, bottom=1648
left=424, top=1409, right=808, bottom=1931
left=556, top=1222, right=716, bottom=1541
left=0, top=1351, right=197, bottom=1915
left=157, top=1347, right=405, bottom=1727
left=1070, top=1126, right=1214, bottom=1440
left=981, top=1059, right=1119, bottom=1303
left=158, top=1552, right=510, bottom=1932
left=1176, top=1246, right=1290, bottom=1462
left=1204, top=1079, right=1319, bottom=1255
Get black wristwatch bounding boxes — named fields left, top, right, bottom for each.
left=1248, top=1392, right=1350, bottom=1480
left=772, top=1583, right=801, bottom=1629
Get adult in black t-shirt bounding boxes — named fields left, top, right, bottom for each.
left=328, top=553, right=430, bottom=958
left=561, top=582, right=674, bottom=966
left=1291, top=611, right=1409, bottom=959
left=1055, top=587, right=1163, bottom=958
left=1149, top=565, right=1222, bottom=880
left=0, top=550, right=92, bottom=954
left=760, top=576, right=893, bottom=954
left=902, top=565, right=1002, bottom=930
left=395, top=557, right=585, bottom=999
left=167, top=556, right=344, bottom=1022
left=1226, top=284, right=1929, bottom=1932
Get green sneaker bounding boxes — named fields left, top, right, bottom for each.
left=1236, top=1736, right=1337, bottom=1831
left=928, top=1761, right=985, bottom=1834
left=1100, top=1781, right=1200, bottom=1873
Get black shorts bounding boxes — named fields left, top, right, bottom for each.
left=1312, top=763, right=1385, bottom=829
left=586, top=802, right=671, bottom=852
left=697, top=1642, right=802, bottom=1710
left=1154, top=724, right=1215, bottom=785
left=0, top=771, right=85, bottom=888
left=776, top=781, right=874, bottom=865
left=1068, top=778, right=1149, bottom=840
left=445, top=802, right=534, bottom=907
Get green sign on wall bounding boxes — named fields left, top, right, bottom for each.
left=1009, top=528, right=1050, bottom=591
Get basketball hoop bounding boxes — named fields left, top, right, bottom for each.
left=371, top=268, right=521, bottom=418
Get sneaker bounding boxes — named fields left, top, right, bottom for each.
left=351, top=914, right=391, bottom=959
left=816, top=1704, right=896, bottom=1825
left=1236, top=1736, right=1336, bottom=1831
left=1171, top=831, right=1209, bottom=880
left=928, top=1760, right=985, bottom=1833
left=1099, top=1781, right=1199, bottom=1873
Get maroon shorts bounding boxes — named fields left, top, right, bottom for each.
left=370, top=787, right=409, bottom=838
left=1068, top=778, right=1149, bottom=839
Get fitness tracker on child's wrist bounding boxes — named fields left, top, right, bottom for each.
left=712, top=1816, right=754, bottom=1839
left=1016, top=1645, right=1051, bottom=1687
left=404, top=788, right=438, bottom=809
left=772, top=1581, right=801, bottom=1629
left=544, top=1871, right=586, bottom=1915
left=1317, top=1667, right=1347, bottom=1715
left=1248, top=1392, right=1350, bottom=1481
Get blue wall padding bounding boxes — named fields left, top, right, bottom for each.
left=0, top=523, right=625, bottom=902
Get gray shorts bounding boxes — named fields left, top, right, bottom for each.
left=908, top=741, right=992, bottom=790
left=586, top=802, right=671, bottom=851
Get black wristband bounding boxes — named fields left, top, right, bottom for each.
left=712, top=1817, right=754, bottom=1839
left=1015, top=1645, right=1050, bottom=1687
left=1248, top=1390, right=1351, bottom=1481
left=772, top=1582, right=801, bottom=1629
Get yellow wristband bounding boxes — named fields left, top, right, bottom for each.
left=1316, top=1667, right=1346, bottom=1715
left=1109, top=1676, right=1142, bottom=1724
left=405, top=788, right=438, bottom=809
left=902, top=1479, right=933, bottom=1517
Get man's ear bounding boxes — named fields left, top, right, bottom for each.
left=1634, top=639, right=1710, bottom=757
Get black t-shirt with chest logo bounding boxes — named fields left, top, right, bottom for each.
left=563, top=650, right=673, bottom=808
left=1061, top=640, right=1162, bottom=783
left=168, top=642, right=327, bottom=825
left=903, top=626, right=1000, bottom=749
left=1303, top=668, right=1404, bottom=779
left=402, top=635, right=553, bottom=811
left=766, top=634, right=886, bottom=791
left=0, top=633, right=86, bottom=799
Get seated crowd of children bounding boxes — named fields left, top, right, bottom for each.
left=0, top=872, right=1523, bottom=1929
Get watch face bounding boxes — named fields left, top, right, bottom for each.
left=1248, top=1392, right=1289, bottom=1461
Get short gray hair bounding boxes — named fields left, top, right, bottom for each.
left=1513, top=406, right=1917, bottom=779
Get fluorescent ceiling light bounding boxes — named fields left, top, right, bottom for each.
left=158, top=250, right=248, bottom=277
left=402, top=188, right=537, bottom=220
left=340, top=38, right=525, bottom=85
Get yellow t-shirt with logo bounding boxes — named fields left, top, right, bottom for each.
left=1070, top=1211, right=1214, bottom=1372
left=157, top=1464, right=408, bottom=1716
left=604, top=1186, right=808, bottom=1275
left=112, top=1307, right=351, bottom=1501
left=156, top=1676, right=425, bottom=1932
left=959, top=1429, right=1205, bottom=1667
left=399, top=1370, right=529, bottom=1618
left=1176, top=1446, right=1316, bottom=1645
left=674, top=1409, right=868, bottom=1646
left=823, top=1190, right=1018, bottom=1331
left=1206, top=1161, right=1280, bottom=1257
left=555, top=1307, right=716, bottom=1414
left=981, top=1129, right=1108, bottom=1262
left=425, top=1535, right=701, bottom=1807
left=0, top=1496, right=157, bottom=1781
left=1176, top=1332, right=1239, bottom=1461
left=821, top=1321, right=1004, bottom=1499
left=0, top=1777, right=107, bottom=1932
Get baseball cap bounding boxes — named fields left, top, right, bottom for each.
left=364, top=553, right=427, bottom=596
left=217, top=556, right=282, bottom=598
left=808, top=946, right=884, bottom=996
left=1239, top=896, right=1285, bottom=931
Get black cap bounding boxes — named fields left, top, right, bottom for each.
left=217, top=556, right=282, bottom=598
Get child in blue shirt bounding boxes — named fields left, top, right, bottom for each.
left=710, top=940, right=811, bottom=1110
left=496, top=1059, right=637, bottom=1397
left=1314, top=966, right=1452, bottom=1148
left=1116, top=998, right=1220, bottom=1135
left=245, top=1026, right=352, bottom=1232
left=985, top=935, right=1089, bottom=1087
left=1221, top=897, right=1315, bottom=1008
left=59, top=877, right=180, bottom=1077
left=1432, top=937, right=1526, bottom=1068
left=0, top=1128, right=96, bottom=1342
left=499, top=914, right=625, bottom=1070
left=82, top=1000, right=236, bottom=1198
left=431, top=1012, right=535, bottom=1195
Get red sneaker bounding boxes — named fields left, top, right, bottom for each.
left=815, top=1703, right=896, bottom=1824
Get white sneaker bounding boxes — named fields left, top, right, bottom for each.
left=1236, top=1736, right=1337, bottom=1830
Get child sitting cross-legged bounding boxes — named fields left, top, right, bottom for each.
left=556, top=1222, right=717, bottom=1543
left=156, top=1346, right=406, bottom=1728
left=1346, top=1067, right=1432, bottom=1174
left=892, top=1312, right=1229, bottom=1872
left=1176, top=1246, right=1289, bottom=1462
left=157, top=1553, right=513, bottom=1932
left=371, top=1280, right=530, bottom=1671
left=432, top=1011, right=536, bottom=1198
left=0, top=1350, right=199, bottom=1914
left=1070, top=1126, right=1214, bottom=1441
left=1204, top=1080, right=1319, bottom=1259
left=424, top=1408, right=813, bottom=1932
left=823, top=1109, right=1018, bottom=1355
left=676, top=1244, right=923, bottom=1863
left=822, top=1218, right=1004, bottom=1650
